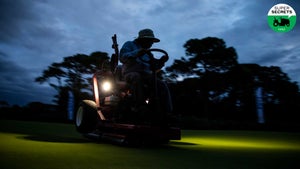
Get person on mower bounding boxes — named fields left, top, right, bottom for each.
left=119, top=28, right=173, bottom=114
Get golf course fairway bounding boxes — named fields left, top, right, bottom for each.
left=1, top=120, right=300, bottom=169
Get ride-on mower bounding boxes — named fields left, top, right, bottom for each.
left=75, top=34, right=181, bottom=146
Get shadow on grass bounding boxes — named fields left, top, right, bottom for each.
left=0, top=120, right=92, bottom=143
left=20, top=135, right=92, bottom=143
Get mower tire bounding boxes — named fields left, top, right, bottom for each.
left=75, top=100, right=99, bottom=133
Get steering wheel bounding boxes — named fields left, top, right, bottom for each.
left=142, top=48, right=169, bottom=72
left=137, top=48, right=169, bottom=63
left=147, top=48, right=169, bottom=62
left=148, top=48, right=168, bottom=56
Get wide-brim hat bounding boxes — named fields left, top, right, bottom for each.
left=136, top=28, right=160, bottom=43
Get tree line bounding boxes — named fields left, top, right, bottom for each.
left=2, top=37, right=299, bottom=130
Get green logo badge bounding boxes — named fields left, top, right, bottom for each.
left=267, top=3, right=297, bottom=33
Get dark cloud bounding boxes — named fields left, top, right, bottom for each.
left=256, top=48, right=295, bottom=65
left=0, top=0, right=36, bottom=42
left=0, top=52, right=55, bottom=105
left=218, top=0, right=300, bottom=84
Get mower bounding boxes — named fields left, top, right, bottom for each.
left=75, top=34, right=181, bottom=146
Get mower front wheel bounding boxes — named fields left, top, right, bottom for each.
left=75, top=100, right=100, bottom=133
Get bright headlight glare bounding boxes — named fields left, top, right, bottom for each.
left=101, top=81, right=112, bottom=92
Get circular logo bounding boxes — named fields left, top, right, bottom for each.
left=267, top=3, right=297, bottom=33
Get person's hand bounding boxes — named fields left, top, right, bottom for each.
left=136, top=48, right=148, bottom=57
left=154, top=55, right=169, bottom=70
left=159, top=55, right=169, bottom=63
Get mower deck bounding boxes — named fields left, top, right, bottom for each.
left=83, top=121, right=181, bottom=145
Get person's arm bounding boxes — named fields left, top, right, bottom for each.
left=120, top=41, right=147, bottom=63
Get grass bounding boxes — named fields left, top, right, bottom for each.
left=1, top=120, right=300, bottom=169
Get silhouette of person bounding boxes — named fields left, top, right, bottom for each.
left=119, top=28, right=173, bottom=114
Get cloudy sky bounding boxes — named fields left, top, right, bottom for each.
left=0, top=0, right=299, bottom=106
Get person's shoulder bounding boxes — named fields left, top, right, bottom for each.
left=124, top=40, right=135, bottom=45
left=122, top=40, right=137, bottom=47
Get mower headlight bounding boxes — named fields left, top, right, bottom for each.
left=101, top=81, right=112, bottom=92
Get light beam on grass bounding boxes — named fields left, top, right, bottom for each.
left=174, top=137, right=300, bottom=150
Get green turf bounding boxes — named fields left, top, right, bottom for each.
left=1, top=120, right=300, bottom=169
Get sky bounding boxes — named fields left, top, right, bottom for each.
left=0, top=0, right=299, bottom=106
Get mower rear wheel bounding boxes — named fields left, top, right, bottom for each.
left=75, top=100, right=100, bottom=133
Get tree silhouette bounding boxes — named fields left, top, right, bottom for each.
left=166, top=37, right=238, bottom=78
left=166, top=37, right=239, bottom=119
left=165, top=37, right=299, bottom=128
left=257, top=65, right=299, bottom=124
left=35, top=51, right=109, bottom=112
